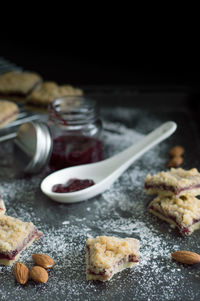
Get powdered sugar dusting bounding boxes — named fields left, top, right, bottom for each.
left=0, top=107, right=200, bottom=301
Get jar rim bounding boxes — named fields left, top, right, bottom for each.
left=48, top=96, right=99, bottom=126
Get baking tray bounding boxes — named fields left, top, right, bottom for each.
left=1, top=90, right=200, bottom=301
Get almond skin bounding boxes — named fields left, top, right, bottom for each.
left=29, top=266, right=48, bottom=283
left=169, top=146, right=184, bottom=157
left=168, top=156, right=183, bottom=167
left=171, top=250, right=200, bottom=265
left=32, top=254, right=54, bottom=269
left=14, top=262, right=29, bottom=285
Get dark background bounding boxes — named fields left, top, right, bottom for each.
left=1, top=35, right=200, bottom=91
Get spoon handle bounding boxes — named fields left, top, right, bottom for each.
left=106, top=121, right=177, bottom=176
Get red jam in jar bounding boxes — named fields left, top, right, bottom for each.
left=48, top=96, right=103, bottom=171
left=49, top=135, right=103, bottom=170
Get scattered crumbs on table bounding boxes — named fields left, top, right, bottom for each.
left=1, top=109, right=200, bottom=301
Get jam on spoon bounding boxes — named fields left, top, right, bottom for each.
left=52, top=178, right=95, bottom=193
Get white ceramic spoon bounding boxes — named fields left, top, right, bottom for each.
left=41, top=121, right=177, bottom=203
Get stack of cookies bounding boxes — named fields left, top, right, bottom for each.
left=145, top=167, right=200, bottom=236
left=0, top=71, right=83, bottom=107
left=0, top=70, right=83, bottom=128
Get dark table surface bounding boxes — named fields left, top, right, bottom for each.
left=1, top=49, right=200, bottom=300
left=1, top=84, right=200, bottom=300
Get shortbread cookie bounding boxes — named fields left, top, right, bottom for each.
left=86, top=236, right=140, bottom=281
left=27, top=81, right=83, bottom=106
left=0, top=100, right=19, bottom=128
left=0, top=215, right=42, bottom=266
left=0, top=71, right=42, bottom=96
left=145, top=168, right=200, bottom=197
left=148, top=194, right=200, bottom=236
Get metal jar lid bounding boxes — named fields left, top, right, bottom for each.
left=13, top=121, right=52, bottom=174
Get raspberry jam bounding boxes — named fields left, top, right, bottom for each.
left=49, top=135, right=103, bottom=171
left=48, top=96, right=103, bottom=171
left=52, top=178, right=95, bottom=193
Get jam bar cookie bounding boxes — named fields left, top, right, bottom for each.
left=148, top=194, right=200, bottom=236
left=0, top=215, right=42, bottom=266
left=0, top=71, right=42, bottom=96
left=145, top=168, right=200, bottom=197
left=86, top=236, right=140, bottom=281
left=0, top=100, right=19, bottom=128
left=27, top=81, right=83, bottom=107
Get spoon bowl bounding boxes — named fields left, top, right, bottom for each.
left=41, top=121, right=177, bottom=203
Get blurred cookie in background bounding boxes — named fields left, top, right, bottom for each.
left=0, top=100, right=19, bottom=128
left=27, top=81, right=83, bottom=107
left=0, top=71, right=42, bottom=101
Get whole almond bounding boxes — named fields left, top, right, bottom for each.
left=29, top=266, right=48, bottom=283
left=168, top=156, right=183, bottom=167
left=32, top=254, right=54, bottom=269
left=171, top=250, right=200, bottom=265
left=169, top=146, right=184, bottom=157
left=14, top=262, right=29, bottom=285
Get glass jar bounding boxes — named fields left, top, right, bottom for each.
left=48, top=96, right=103, bottom=171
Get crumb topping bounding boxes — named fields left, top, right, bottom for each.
left=86, top=236, right=140, bottom=269
left=145, top=168, right=200, bottom=189
left=0, top=71, right=42, bottom=95
left=27, top=81, right=83, bottom=105
left=0, top=215, right=36, bottom=252
left=149, top=195, right=200, bottom=226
